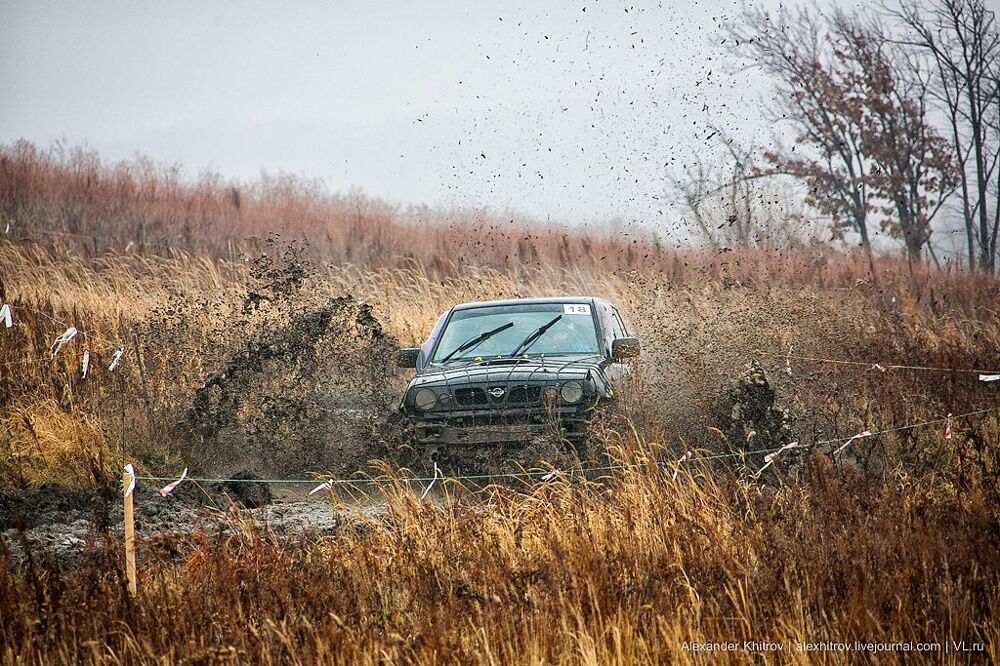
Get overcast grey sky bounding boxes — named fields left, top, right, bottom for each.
left=2, top=0, right=863, bottom=228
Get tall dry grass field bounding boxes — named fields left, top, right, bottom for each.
left=2, top=144, right=1000, bottom=663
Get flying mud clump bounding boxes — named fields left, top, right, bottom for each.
left=171, top=240, right=402, bottom=480
left=711, top=362, right=798, bottom=471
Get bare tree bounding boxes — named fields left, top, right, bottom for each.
left=887, top=0, right=1000, bottom=270
left=833, top=14, right=959, bottom=265
left=724, top=5, right=876, bottom=272
left=668, top=130, right=813, bottom=249
left=723, top=4, right=957, bottom=269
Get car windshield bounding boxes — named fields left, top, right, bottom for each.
left=431, top=302, right=600, bottom=363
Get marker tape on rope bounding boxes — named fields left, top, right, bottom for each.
left=758, top=441, right=800, bottom=474
left=308, top=479, right=335, bottom=496
left=833, top=430, right=873, bottom=455
left=672, top=450, right=693, bottom=481
left=51, top=327, right=77, bottom=355
left=108, top=347, right=124, bottom=372
left=981, top=374, right=1000, bottom=382
left=159, top=468, right=188, bottom=496
left=420, top=462, right=440, bottom=500
left=81, top=351, right=90, bottom=379
left=0, top=304, right=11, bottom=329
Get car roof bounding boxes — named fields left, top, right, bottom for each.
left=452, top=296, right=607, bottom=311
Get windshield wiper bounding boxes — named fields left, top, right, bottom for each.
left=508, top=314, right=562, bottom=357
left=439, top=321, right=514, bottom=363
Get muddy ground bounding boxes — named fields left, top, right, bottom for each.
left=1, top=362, right=795, bottom=565
left=0, top=482, right=386, bottom=563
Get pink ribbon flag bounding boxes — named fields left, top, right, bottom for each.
left=159, top=468, right=188, bottom=496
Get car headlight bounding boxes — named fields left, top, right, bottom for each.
left=414, top=388, right=438, bottom=411
left=560, top=380, right=584, bottom=404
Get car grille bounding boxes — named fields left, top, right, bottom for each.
left=412, top=405, right=589, bottom=444
left=454, top=387, right=489, bottom=405
left=507, top=385, right=543, bottom=403
left=452, top=384, right=546, bottom=407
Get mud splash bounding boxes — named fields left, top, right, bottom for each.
left=711, top=362, right=797, bottom=463
left=177, top=293, right=399, bottom=478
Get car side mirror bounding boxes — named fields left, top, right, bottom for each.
left=611, top=337, right=640, bottom=361
left=397, top=348, right=420, bottom=368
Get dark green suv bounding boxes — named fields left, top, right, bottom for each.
left=396, top=297, right=639, bottom=447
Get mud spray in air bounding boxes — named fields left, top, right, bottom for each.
left=3, top=239, right=821, bottom=561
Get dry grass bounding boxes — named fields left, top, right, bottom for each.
left=3, top=239, right=997, bottom=488
left=1, top=144, right=1000, bottom=663
left=3, top=437, right=999, bottom=664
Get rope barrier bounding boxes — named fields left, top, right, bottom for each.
left=774, top=352, right=999, bottom=375
left=0, top=302, right=127, bottom=351
left=0, top=351, right=128, bottom=372
left=134, top=466, right=625, bottom=485
left=130, top=405, right=1000, bottom=488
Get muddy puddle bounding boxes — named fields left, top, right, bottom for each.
left=1, top=483, right=387, bottom=563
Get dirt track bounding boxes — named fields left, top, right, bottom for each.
left=0, top=483, right=378, bottom=563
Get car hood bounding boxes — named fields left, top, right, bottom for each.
left=410, top=357, right=605, bottom=389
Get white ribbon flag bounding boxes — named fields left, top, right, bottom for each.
left=0, top=304, right=11, bottom=328
left=308, top=479, right=335, bottom=496
left=159, top=468, right=188, bottom=496
left=51, top=327, right=78, bottom=355
left=672, top=450, right=694, bottom=481
left=944, top=413, right=953, bottom=440
left=420, top=462, right=440, bottom=500
left=759, top=441, right=799, bottom=474
left=81, top=351, right=90, bottom=379
left=108, top=347, right=124, bottom=372
left=124, top=464, right=136, bottom=498
left=834, top=430, right=873, bottom=455
left=980, top=374, right=1000, bottom=382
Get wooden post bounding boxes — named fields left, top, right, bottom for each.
left=123, top=465, right=137, bottom=596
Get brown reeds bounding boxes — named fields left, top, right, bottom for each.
left=2, top=435, right=999, bottom=663
left=1, top=142, right=999, bottom=663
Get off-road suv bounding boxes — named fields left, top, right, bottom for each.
left=396, top=297, right=639, bottom=447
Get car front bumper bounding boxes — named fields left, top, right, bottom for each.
left=409, top=406, right=590, bottom=445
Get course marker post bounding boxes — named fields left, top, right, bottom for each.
left=123, top=464, right=137, bottom=596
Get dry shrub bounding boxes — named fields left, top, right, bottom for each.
left=0, top=400, right=110, bottom=489
left=2, top=436, right=998, bottom=663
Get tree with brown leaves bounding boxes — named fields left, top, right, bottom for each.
left=886, top=0, right=1000, bottom=271
left=725, top=5, right=957, bottom=269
